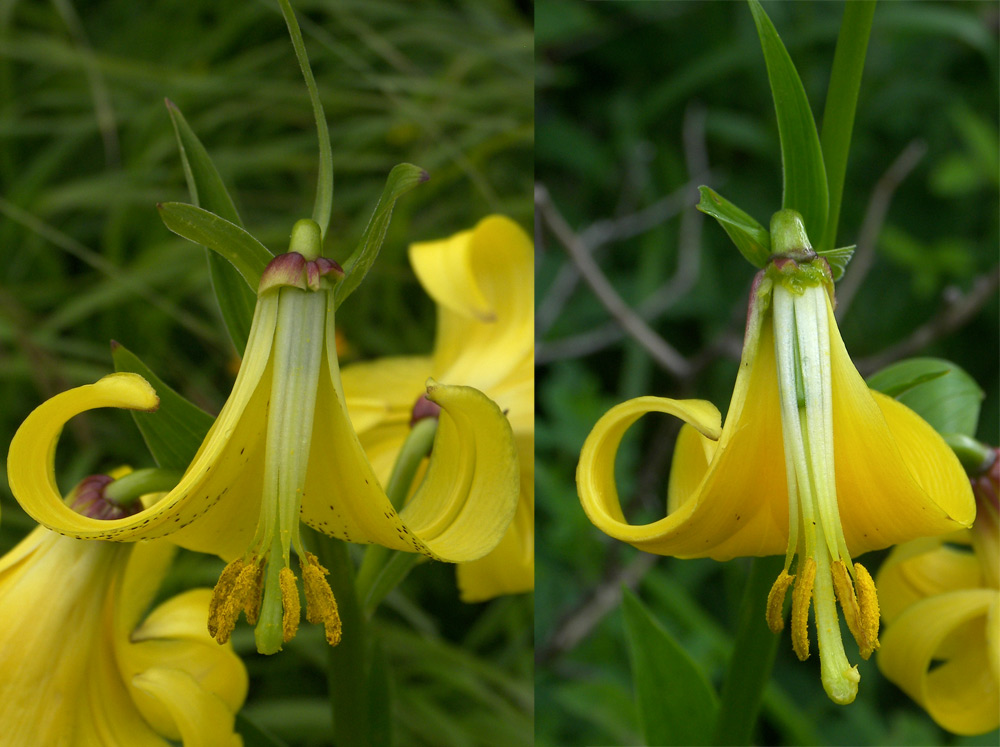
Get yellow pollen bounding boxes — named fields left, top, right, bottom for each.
left=791, top=557, right=816, bottom=661
left=853, top=562, right=880, bottom=659
left=241, top=559, right=266, bottom=625
left=766, top=569, right=796, bottom=634
left=279, top=566, right=301, bottom=643
left=301, top=552, right=343, bottom=646
left=208, top=557, right=244, bottom=640
left=830, top=559, right=862, bottom=644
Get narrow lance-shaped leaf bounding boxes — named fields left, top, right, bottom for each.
left=622, top=588, right=718, bottom=746
left=111, top=341, right=214, bottom=473
left=166, top=99, right=256, bottom=353
left=158, top=202, right=272, bottom=291
left=696, top=186, right=771, bottom=268
left=818, top=1, right=876, bottom=254
left=335, top=163, right=429, bottom=310
left=748, top=0, right=828, bottom=242
left=278, top=0, right=333, bottom=239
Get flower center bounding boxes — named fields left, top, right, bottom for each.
left=208, top=220, right=343, bottom=654
left=764, top=275, right=880, bottom=705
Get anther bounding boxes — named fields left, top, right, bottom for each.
left=853, top=563, right=880, bottom=659
left=279, top=567, right=301, bottom=643
left=301, top=552, right=343, bottom=646
left=766, top=569, right=796, bottom=634
left=208, top=558, right=245, bottom=639
left=791, top=557, right=816, bottom=661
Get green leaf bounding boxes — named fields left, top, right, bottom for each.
left=165, top=99, right=256, bottom=353
left=621, top=588, right=718, bottom=746
left=335, top=163, right=428, bottom=310
left=235, top=713, right=290, bottom=747
left=696, top=186, right=771, bottom=268
left=748, top=0, right=828, bottom=242
left=816, top=244, right=855, bottom=281
left=111, top=342, right=214, bottom=473
left=818, top=1, right=876, bottom=254
left=158, top=202, right=272, bottom=291
left=867, top=357, right=984, bottom=437
left=278, top=0, right=332, bottom=238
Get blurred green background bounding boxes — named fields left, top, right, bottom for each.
left=535, top=1, right=997, bottom=745
left=0, top=1, right=532, bottom=744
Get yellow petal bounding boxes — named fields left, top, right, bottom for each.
left=131, top=668, right=242, bottom=747
left=457, top=433, right=534, bottom=602
left=7, top=296, right=281, bottom=559
left=878, top=589, right=999, bottom=735
left=411, top=216, right=534, bottom=394
left=877, top=539, right=984, bottom=622
left=578, top=318, right=792, bottom=559
left=341, top=355, right=432, bottom=433
left=825, top=296, right=975, bottom=554
left=303, top=334, right=519, bottom=561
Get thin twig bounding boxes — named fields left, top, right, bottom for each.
left=835, top=139, right=927, bottom=319
left=855, top=267, right=999, bottom=375
left=535, top=176, right=704, bottom=338
left=537, top=105, right=709, bottom=366
left=536, top=184, right=693, bottom=378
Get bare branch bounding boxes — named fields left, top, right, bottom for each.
left=855, top=267, right=1000, bottom=375
left=536, top=184, right=693, bottom=378
left=836, top=140, right=927, bottom=319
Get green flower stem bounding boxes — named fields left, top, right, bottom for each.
left=103, top=468, right=180, bottom=505
left=712, top=555, right=784, bottom=746
left=943, top=433, right=996, bottom=475
left=277, top=0, right=333, bottom=239
left=355, top=417, right=438, bottom=610
left=818, top=0, right=876, bottom=254
left=314, top=532, right=370, bottom=747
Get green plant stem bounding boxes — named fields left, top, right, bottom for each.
left=818, top=0, right=877, bottom=254
left=103, top=468, right=181, bottom=504
left=315, top=533, right=369, bottom=747
left=278, top=0, right=333, bottom=238
left=712, top=555, right=784, bottom=746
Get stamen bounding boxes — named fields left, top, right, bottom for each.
left=766, top=570, right=796, bottom=634
left=791, top=557, right=816, bottom=661
left=243, top=559, right=266, bottom=625
left=279, top=567, right=301, bottom=643
left=208, top=558, right=245, bottom=639
left=301, top=552, right=343, bottom=646
left=830, top=559, right=863, bottom=649
left=853, top=563, right=880, bottom=659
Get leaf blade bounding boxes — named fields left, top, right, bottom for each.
left=622, top=588, right=718, bottom=746
left=697, top=186, right=771, bottom=268
left=165, top=99, right=256, bottom=352
left=158, top=202, right=273, bottom=291
left=111, top=342, right=214, bottom=473
left=335, top=163, right=428, bottom=310
left=748, top=0, right=828, bottom=242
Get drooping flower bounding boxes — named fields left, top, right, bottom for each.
left=0, top=474, right=248, bottom=747
left=877, top=449, right=999, bottom=735
left=8, top=218, right=520, bottom=653
left=341, top=215, right=533, bottom=602
left=576, top=210, right=975, bottom=703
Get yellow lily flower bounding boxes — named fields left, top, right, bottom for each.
left=0, top=473, right=248, bottom=747
left=877, top=451, right=999, bottom=735
left=577, top=210, right=975, bottom=704
left=8, top=218, right=520, bottom=653
left=341, top=215, right=534, bottom=602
